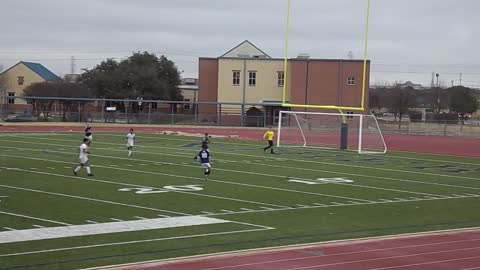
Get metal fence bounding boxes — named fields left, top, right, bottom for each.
left=0, top=96, right=283, bottom=128
left=1, top=96, right=479, bottom=138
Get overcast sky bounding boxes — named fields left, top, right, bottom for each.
left=1, top=0, right=479, bottom=88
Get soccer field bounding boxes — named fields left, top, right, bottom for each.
left=0, top=132, right=480, bottom=270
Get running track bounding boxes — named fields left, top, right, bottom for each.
left=108, top=229, right=480, bottom=270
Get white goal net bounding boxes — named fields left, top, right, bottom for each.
left=276, top=111, right=387, bottom=154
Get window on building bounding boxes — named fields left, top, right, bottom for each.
left=232, top=71, right=240, bottom=85
left=347, top=76, right=355, bottom=86
left=7, top=92, right=15, bottom=104
left=248, top=71, right=256, bottom=86
left=277, top=71, right=284, bottom=87
left=17, top=76, right=24, bottom=85
left=183, top=99, right=190, bottom=110
left=151, top=102, right=158, bottom=110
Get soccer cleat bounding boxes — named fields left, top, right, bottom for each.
left=73, top=170, right=77, bottom=176
left=88, top=174, right=94, bottom=177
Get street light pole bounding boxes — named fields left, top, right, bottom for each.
left=436, top=73, right=440, bottom=88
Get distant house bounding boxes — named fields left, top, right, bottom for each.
left=397, top=81, right=425, bottom=90
left=0, top=61, right=60, bottom=106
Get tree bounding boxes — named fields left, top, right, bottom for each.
left=81, top=52, right=182, bottom=109
left=448, top=86, right=478, bottom=123
left=23, top=81, right=93, bottom=121
left=385, top=87, right=415, bottom=128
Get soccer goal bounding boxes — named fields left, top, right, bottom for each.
left=276, top=111, right=387, bottom=154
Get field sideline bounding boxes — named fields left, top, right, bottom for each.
left=0, top=128, right=479, bottom=269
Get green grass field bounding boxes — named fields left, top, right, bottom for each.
left=0, top=132, right=480, bottom=270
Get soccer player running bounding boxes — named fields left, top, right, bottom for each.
left=126, top=128, right=135, bottom=157
left=84, top=124, right=92, bottom=141
left=202, top=133, right=209, bottom=148
left=263, top=127, right=275, bottom=154
left=73, top=138, right=94, bottom=176
left=194, top=144, right=211, bottom=180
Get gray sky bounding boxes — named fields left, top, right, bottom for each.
left=1, top=0, right=479, bottom=88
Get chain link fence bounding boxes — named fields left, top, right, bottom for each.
left=1, top=96, right=479, bottom=138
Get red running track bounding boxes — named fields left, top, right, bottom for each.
left=1, top=125, right=479, bottom=158
left=113, top=229, right=480, bottom=270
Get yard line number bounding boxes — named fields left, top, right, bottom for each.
left=288, top=177, right=354, bottom=185
left=118, top=185, right=203, bottom=195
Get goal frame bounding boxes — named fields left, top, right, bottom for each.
left=276, top=110, right=387, bottom=154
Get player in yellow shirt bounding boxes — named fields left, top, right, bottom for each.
left=263, top=127, right=275, bottom=154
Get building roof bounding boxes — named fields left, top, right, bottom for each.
left=0, top=61, right=60, bottom=81
left=219, top=40, right=272, bottom=59
left=22, top=62, right=61, bottom=81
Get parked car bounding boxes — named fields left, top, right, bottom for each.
left=4, top=113, right=37, bottom=122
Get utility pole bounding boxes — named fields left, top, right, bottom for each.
left=70, top=56, right=76, bottom=74
left=459, top=73, right=462, bottom=86
left=451, top=80, right=454, bottom=87
left=430, top=72, right=435, bottom=88
left=436, top=73, right=440, bottom=88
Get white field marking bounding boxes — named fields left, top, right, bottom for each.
left=46, top=167, right=55, bottom=170
left=110, top=218, right=123, bottom=222
left=365, top=256, right=480, bottom=270
left=274, top=247, right=480, bottom=270
left=220, top=210, right=234, bottom=213
left=157, top=215, right=170, bottom=218
left=295, top=204, right=308, bottom=208
left=109, top=164, right=118, bottom=167
left=32, top=225, right=45, bottom=228
left=134, top=216, right=147, bottom=220
left=201, top=194, right=480, bottom=217
left=98, top=133, right=480, bottom=167
left=177, top=240, right=480, bottom=270
left=3, top=227, right=16, bottom=231
left=63, top=166, right=71, bottom=169
left=0, top=153, right=368, bottom=205
left=85, top=220, right=98, bottom=224
left=43, top=134, right=480, bottom=178
left=29, top=167, right=38, bottom=170
left=0, top=216, right=229, bottom=244
left=0, top=184, right=187, bottom=216
left=1, top=162, right=289, bottom=209
left=82, top=228, right=480, bottom=270
left=5, top=137, right=479, bottom=183
left=240, top=208, right=253, bottom=211
left=0, top=210, right=72, bottom=226
left=201, top=211, right=214, bottom=215
left=0, top=227, right=272, bottom=257
left=4, top=141, right=479, bottom=196
left=260, top=207, right=275, bottom=210
left=0, top=179, right=274, bottom=232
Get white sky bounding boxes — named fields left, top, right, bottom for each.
left=1, top=0, right=479, bottom=88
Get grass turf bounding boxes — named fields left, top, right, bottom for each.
left=0, top=132, right=479, bottom=269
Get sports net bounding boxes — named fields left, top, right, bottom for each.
left=277, top=111, right=387, bottom=154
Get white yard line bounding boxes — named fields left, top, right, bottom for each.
left=0, top=151, right=370, bottom=203
left=2, top=138, right=479, bottom=192
left=0, top=184, right=188, bottom=216
left=0, top=216, right=230, bottom=244
left=0, top=210, right=72, bottom=226
left=0, top=227, right=272, bottom=257
left=1, top=145, right=466, bottom=201
left=32, top=134, right=480, bottom=176
left=0, top=163, right=289, bottom=209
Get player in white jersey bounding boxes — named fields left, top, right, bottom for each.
left=126, top=128, right=135, bottom=157
left=73, top=138, right=94, bottom=176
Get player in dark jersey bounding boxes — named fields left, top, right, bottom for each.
left=201, top=133, right=209, bottom=148
left=194, top=143, right=211, bottom=180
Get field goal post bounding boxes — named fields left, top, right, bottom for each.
left=276, top=110, right=387, bottom=154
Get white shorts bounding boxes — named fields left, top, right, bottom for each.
left=85, top=135, right=93, bottom=141
left=127, top=143, right=134, bottom=148
left=201, top=163, right=211, bottom=169
left=79, top=156, right=89, bottom=165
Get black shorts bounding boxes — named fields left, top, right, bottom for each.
left=268, top=140, right=273, bottom=147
